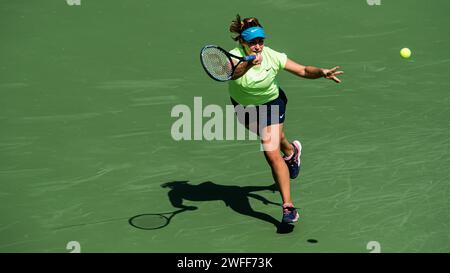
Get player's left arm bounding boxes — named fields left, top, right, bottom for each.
left=284, top=58, right=344, bottom=83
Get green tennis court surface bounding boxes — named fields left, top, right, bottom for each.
left=1, top=0, right=449, bottom=252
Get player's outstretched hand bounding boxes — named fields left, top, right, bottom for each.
left=321, top=66, right=344, bottom=83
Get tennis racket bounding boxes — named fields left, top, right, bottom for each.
left=200, top=45, right=256, bottom=82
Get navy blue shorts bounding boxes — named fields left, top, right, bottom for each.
left=230, top=88, right=288, bottom=130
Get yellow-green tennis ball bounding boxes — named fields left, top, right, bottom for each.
left=400, top=48, right=411, bottom=59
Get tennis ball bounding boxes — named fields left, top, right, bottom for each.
left=400, top=48, right=411, bottom=59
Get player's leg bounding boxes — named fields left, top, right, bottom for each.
left=279, top=124, right=294, bottom=157
left=260, top=124, right=299, bottom=223
left=260, top=123, right=291, bottom=204
left=280, top=128, right=302, bottom=179
left=270, top=88, right=302, bottom=180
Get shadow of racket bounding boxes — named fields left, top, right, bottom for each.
left=128, top=206, right=196, bottom=230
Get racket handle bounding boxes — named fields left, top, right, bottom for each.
left=243, top=55, right=256, bottom=62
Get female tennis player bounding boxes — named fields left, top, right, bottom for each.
left=228, top=15, right=343, bottom=223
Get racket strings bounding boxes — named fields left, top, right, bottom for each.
left=201, top=47, right=233, bottom=81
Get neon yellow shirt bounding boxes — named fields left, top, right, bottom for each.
left=228, top=46, right=287, bottom=106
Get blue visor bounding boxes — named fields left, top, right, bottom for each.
left=241, top=27, right=266, bottom=42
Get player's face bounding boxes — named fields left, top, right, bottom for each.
left=243, top=38, right=264, bottom=54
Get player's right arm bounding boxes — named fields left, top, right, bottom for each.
left=231, top=53, right=262, bottom=80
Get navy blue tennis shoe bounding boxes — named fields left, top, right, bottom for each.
left=284, top=140, right=302, bottom=179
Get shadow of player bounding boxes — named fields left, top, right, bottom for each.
left=161, top=180, right=295, bottom=234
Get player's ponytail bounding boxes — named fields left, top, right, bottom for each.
left=229, top=14, right=243, bottom=41
left=229, top=14, right=263, bottom=42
